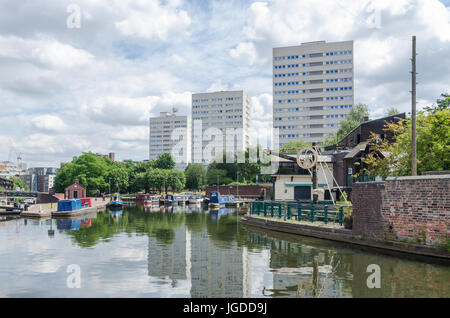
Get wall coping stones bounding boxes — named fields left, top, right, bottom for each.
left=386, top=174, right=450, bottom=181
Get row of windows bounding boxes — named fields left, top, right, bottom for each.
left=279, top=134, right=300, bottom=139
left=275, top=107, right=300, bottom=112
left=274, top=52, right=351, bottom=64
left=275, top=116, right=300, bottom=121
left=326, top=68, right=352, bottom=74
left=277, top=98, right=301, bottom=104
left=328, top=104, right=353, bottom=109
left=275, top=115, right=345, bottom=122
left=192, top=108, right=244, bottom=115
left=326, top=86, right=352, bottom=91
left=326, top=95, right=352, bottom=101
left=325, top=77, right=352, bottom=83
left=326, top=50, right=352, bottom=56
left=274, top=72, right=300, bottom=78
left=274, top=55, right=300, bottom=61
left=192, top=103, right=243, bottom=109
left=274, top=104, right=352, bottom=112
left=274, top=63, right=299, bottom=69
left=274, top=89, right=300, bottom=95
left=325, top=59, right=352, bottom=65
left=149, top=123, right=187, bottom=128
left=192, top=97, right=241, bottom=103
left=275, top=81, right=300, bottom=86
left=275, top=125, right=299, bottom=129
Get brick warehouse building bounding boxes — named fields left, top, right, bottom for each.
left=65, top=179, right=86, bottom=199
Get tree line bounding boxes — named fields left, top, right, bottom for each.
left=54, top=152, right=187, bottom=196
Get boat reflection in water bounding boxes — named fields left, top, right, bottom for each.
left=109, top=208, right=123, bottom=220
left=207, top=207, right=235, bottom=222
left=56, top=217, right=94, bottom=231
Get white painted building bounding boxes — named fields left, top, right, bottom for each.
left=271, top=154, right=335, bottom=201
left=191, top=90, right=252, bottom=164
left=149, top=110, right=191, bottom=170
left=273, top=40, right=354, bottom=146
left=0, top=161, right=24, bottom=179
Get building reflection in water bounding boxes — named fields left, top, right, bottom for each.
left=147, top=209, right=251, bottom=297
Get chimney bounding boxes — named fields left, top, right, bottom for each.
left=363, top=112, right=369, bottom=122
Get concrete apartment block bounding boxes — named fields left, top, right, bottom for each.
left=149, top=110, right=191, bottom=170
left=191, top=90, right=252, bottom=164
left=273, top=40, right=354, bottom=146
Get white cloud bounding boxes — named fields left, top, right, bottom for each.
left=115, top=0, right=191, bottom=40
left=171, top=53, right=186, bottom=64
left=229, top=42, right=261, bottom=66
left=0, top=35, right=94, bottom=69
left=29, top=114, right=67, bottom=132
left=84, top=91, right=191, bottom=126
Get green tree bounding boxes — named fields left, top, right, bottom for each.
left=54, top=152, right=111, bottom=196
left=129, top=172, right=147, bottom=193
left=205, top=146, right=271, bottom=186
left=361, top=108, right=450, bottom=178
left=279, top=139, right=311, bottom=153
left=323, top=103, right=369, bottom=145
left=424, top=93, right=450, bottom=113
left=166, top=169, right=186, bottom=192
left=126, top=160, right=156, bottom=193
left=206, top=167, right=230, bottom=185
left=10, top=177, right=29, bottom=191
left=185, top=163, right=207, bottom=190
left=108, top=164, right=129, bottom=193
left=385, top=107, right=400, bottom=116
left=146, top=168, right=168, bottom=193
left=155, top=153, right=175, bottom=170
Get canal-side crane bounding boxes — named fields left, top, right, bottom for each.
left=265, top=143, right=349, bottom=205
left=265, top=144, right=320, bottom=202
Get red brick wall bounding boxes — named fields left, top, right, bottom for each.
left=352, top=182, right=385, bottom=238
left=65, top=182, right=86, bottom=199
left=352, top=175, right=450, bottom=245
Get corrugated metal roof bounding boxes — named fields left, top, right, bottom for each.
left=271, top=154, right=335, bottom=163
left=343, top=142, right=368, bottom=159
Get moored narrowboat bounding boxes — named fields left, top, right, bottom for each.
left=208, top=192, right=235, bottom=207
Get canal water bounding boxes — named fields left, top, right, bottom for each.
left=0, top=205, right=448, bottom=298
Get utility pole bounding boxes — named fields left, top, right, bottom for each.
left=236, top=171, right=239, bottom=199
left=312, top=142, right=318, bottom=203
left=411, top=35, right=417, bottom=176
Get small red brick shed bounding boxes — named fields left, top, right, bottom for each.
left=65, top=179, right=86, bottom=199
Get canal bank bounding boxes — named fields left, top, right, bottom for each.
left=240, top=215, right=450, bottom=260
left=242, top=175, right=450, bottom=260
left=21, top=198, right=108, bottom=218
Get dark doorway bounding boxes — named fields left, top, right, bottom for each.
left=294, top=186, right=311, bottom=201
left=74, top=190, right=78, bottom=199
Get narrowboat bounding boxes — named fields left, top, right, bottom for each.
left=188, top=194, right=203, bottom=204
left=164, top=194, right=175, bottom=204
left=208, top=192, right=235, bottom=207
left=136, top=194, right=153, bottom=207
left=106, top=193, right=123, bottom=208
left=174, top=195, right=187, bottom=205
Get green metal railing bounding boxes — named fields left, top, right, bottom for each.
left=250, top=201, right=346, bottom=226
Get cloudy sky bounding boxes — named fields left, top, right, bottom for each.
left=0, top=0, right=449, bottom=167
